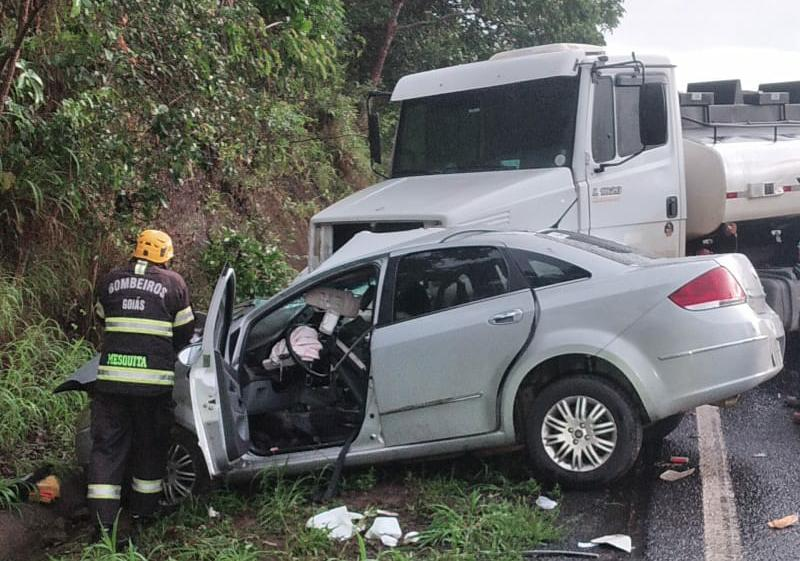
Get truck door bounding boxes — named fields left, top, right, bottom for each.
left=586, top=70, right=684, bottom=257
left=189, top=267, right=250, bottom=477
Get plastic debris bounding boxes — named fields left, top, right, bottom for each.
left=29, top=475, right=60, bottom=504
left=589, top=534, right=632, bottom=553
left=376, top=509, right=399, bottom=517
left=306, top=506, right=363, bottom=541
left=535, top=495, right=558, bottom=510
left=381, top=535, right=399, bottom=547
left=403, top=531, right=421, bottom=544
left=669, top=456, right=689, bottom=464
left=768, top=514, right=799, bottom=529
left=524, top=549, right=599, bottom=558
left=753, top=453, right=767, bottom=458
left=207, top=506, right=220, bottom=519
left=577, top=542, right=598, bottom=548
left=365, top=516, right=403, bottom=544
left=660, top=468, right=696, bottom=482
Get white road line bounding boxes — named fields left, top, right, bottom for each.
left=696, top=404, right=743, bottom=561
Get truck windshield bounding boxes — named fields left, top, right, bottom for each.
left=392, top=76, right=579, bottom=177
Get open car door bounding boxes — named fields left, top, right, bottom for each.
left=189, top=267, right=250, bottom=477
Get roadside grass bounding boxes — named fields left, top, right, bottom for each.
left=0, top=275, right=94, bottom=476
left=47, top=455, right=561, bottom=561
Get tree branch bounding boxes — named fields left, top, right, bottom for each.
left=370, top=0, right=405, bottom=87
left=0, top=0, right=51, bottom=108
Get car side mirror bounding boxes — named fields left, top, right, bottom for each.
left=640, top=83, right=668, bottom=147
left=178, top=344, right=202, bottom=368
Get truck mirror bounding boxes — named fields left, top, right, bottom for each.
left=640, top=83, right=668, bottom=147
left=368, top=111, right=382, bottom=165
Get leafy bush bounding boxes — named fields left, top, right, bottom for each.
left=0, top=276, right=94, bottom=472
left=201, top=227, right=295, bottom=300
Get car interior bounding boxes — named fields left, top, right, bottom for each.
left=236, top=266, right=378, bottom=454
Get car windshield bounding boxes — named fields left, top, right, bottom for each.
left=392, top=76, right=579, bottom=177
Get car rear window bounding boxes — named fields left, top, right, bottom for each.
left=537, top=230, right=654, bottom=266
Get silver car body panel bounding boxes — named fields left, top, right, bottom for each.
left=71, top=229, right=784, bottom=480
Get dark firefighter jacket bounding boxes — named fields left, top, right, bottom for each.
left=95, top=259, right=195, bottom=396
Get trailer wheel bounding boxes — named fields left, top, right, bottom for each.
left=524, top=375, right=642, bottom=488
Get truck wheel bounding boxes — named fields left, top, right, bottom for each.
left=524, top=375, right=642, bottom=489
left=643, top=413, right=685, bottom=443
left=162, top=427, right=211, bottom=505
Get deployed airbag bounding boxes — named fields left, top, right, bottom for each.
left=264, top=326, right=322, bottom=369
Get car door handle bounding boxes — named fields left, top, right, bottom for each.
left=489, top=309, right=524, bottom=325
left=666, top=195, right=678, bottom=219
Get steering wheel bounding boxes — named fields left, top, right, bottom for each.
left=284, top=324, right=330, bottom=378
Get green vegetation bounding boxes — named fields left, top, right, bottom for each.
left=201, top=226, right=295, bottom=300
left=1, top=0, right=621, bottom=553
left=47, top=458, right=561, bottom=561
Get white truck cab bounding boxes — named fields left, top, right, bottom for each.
left=309, top=43, right=800, bottom=331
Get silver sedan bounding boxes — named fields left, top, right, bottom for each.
left=67, top=228, right=784, bottom=495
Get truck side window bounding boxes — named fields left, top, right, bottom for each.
left=393, top=247, right=510, bottom=321
left=616, top=86, right=643, bottom=157
left=592, top=77, right=615, bottom=163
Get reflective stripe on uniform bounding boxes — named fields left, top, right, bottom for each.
left=134, top=260, right=148, bottom=275
left=87, top=483, right=122, bottom=500
left=132, top=477, right=163, bottom=494
left=173, top=306, right=194, bottom=327
left=105, top=317, right=173, bottom=337
left=97, top=366, right=174, bottom=386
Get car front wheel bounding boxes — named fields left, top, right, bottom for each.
left=162, top=427, right=211, bottom=505
left=524, top=375, right=642, bottom=488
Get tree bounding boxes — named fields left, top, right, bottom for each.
left=346, top=0, right=625, bottom=88
left=0, top=0, right=52, bottom=108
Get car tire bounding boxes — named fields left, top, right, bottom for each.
left=524, top=375, right=643, bottom=489
left=643, top=413, right=685, bottom=443
left=162, top=426, right=212, bottom=505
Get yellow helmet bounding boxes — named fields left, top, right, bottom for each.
left=132, top=229, right=174, bottom=264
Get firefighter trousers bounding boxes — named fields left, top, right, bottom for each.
left=87, top=391, right=173, bottom=528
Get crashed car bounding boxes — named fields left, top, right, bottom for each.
left=64, top=228, right=784, bottom=497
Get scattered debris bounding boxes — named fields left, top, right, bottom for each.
left=29, top=475, right=60, bottom=504
left=768, top=514, right=799, bottom=529
left=589, top=534, right=633, bottom=553
left=660, top=468, right=696, bottom=482
left=669, top=456, right=689, bottom=465
left=306, top=506, right=363, bottom=541
left=403, top=531, right=421, bottom=544
left=207, top=506, right=220, bottom=519
left=365, top=516, right=403, bottom=546
left=376, top=509, right=399, bottom=517
left=753, top=453, right=767, bottom=458
left=535, top=495, right=558, bottom=510
left=577, top=542, right=598, bottom=548
left=524, top=549, right=599, bottom=558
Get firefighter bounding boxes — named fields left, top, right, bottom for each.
left=88, top=229, right=195, bottom=539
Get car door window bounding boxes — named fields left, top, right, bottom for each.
left=393, top=246, right=510, bottom=321
left=510, top=249, right=590, bottom=288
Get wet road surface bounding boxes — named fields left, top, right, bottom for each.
left=550, top=368, right=800, bottom=561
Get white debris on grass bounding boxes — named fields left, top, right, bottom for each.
left=306, top=506, right=364, bottom=541
left=365, top=516, right=403, bottom=546
left=403, top=531, right=421, bottom=544
left=535, top=495, right=558, bottom=510
left=207, top=506, right=220, bottom=519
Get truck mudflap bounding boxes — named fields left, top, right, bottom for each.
left=758, top=268, right=800, bottom=332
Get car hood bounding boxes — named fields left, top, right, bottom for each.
left=311, top=168, right=577, bottom=229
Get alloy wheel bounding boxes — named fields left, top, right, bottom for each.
left=540, top=395, right=618, bottom=472
left=162, top=442, right=197, bottom=505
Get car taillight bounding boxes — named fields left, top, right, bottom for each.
left=669, top=266, right=746, bottom=311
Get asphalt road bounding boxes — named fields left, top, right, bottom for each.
left=550, top=366, right=800, bottom=561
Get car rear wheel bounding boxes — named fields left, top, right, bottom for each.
left=162, top=427, right=211, bottom=505
left=524, top=375, right=642, bottom=488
